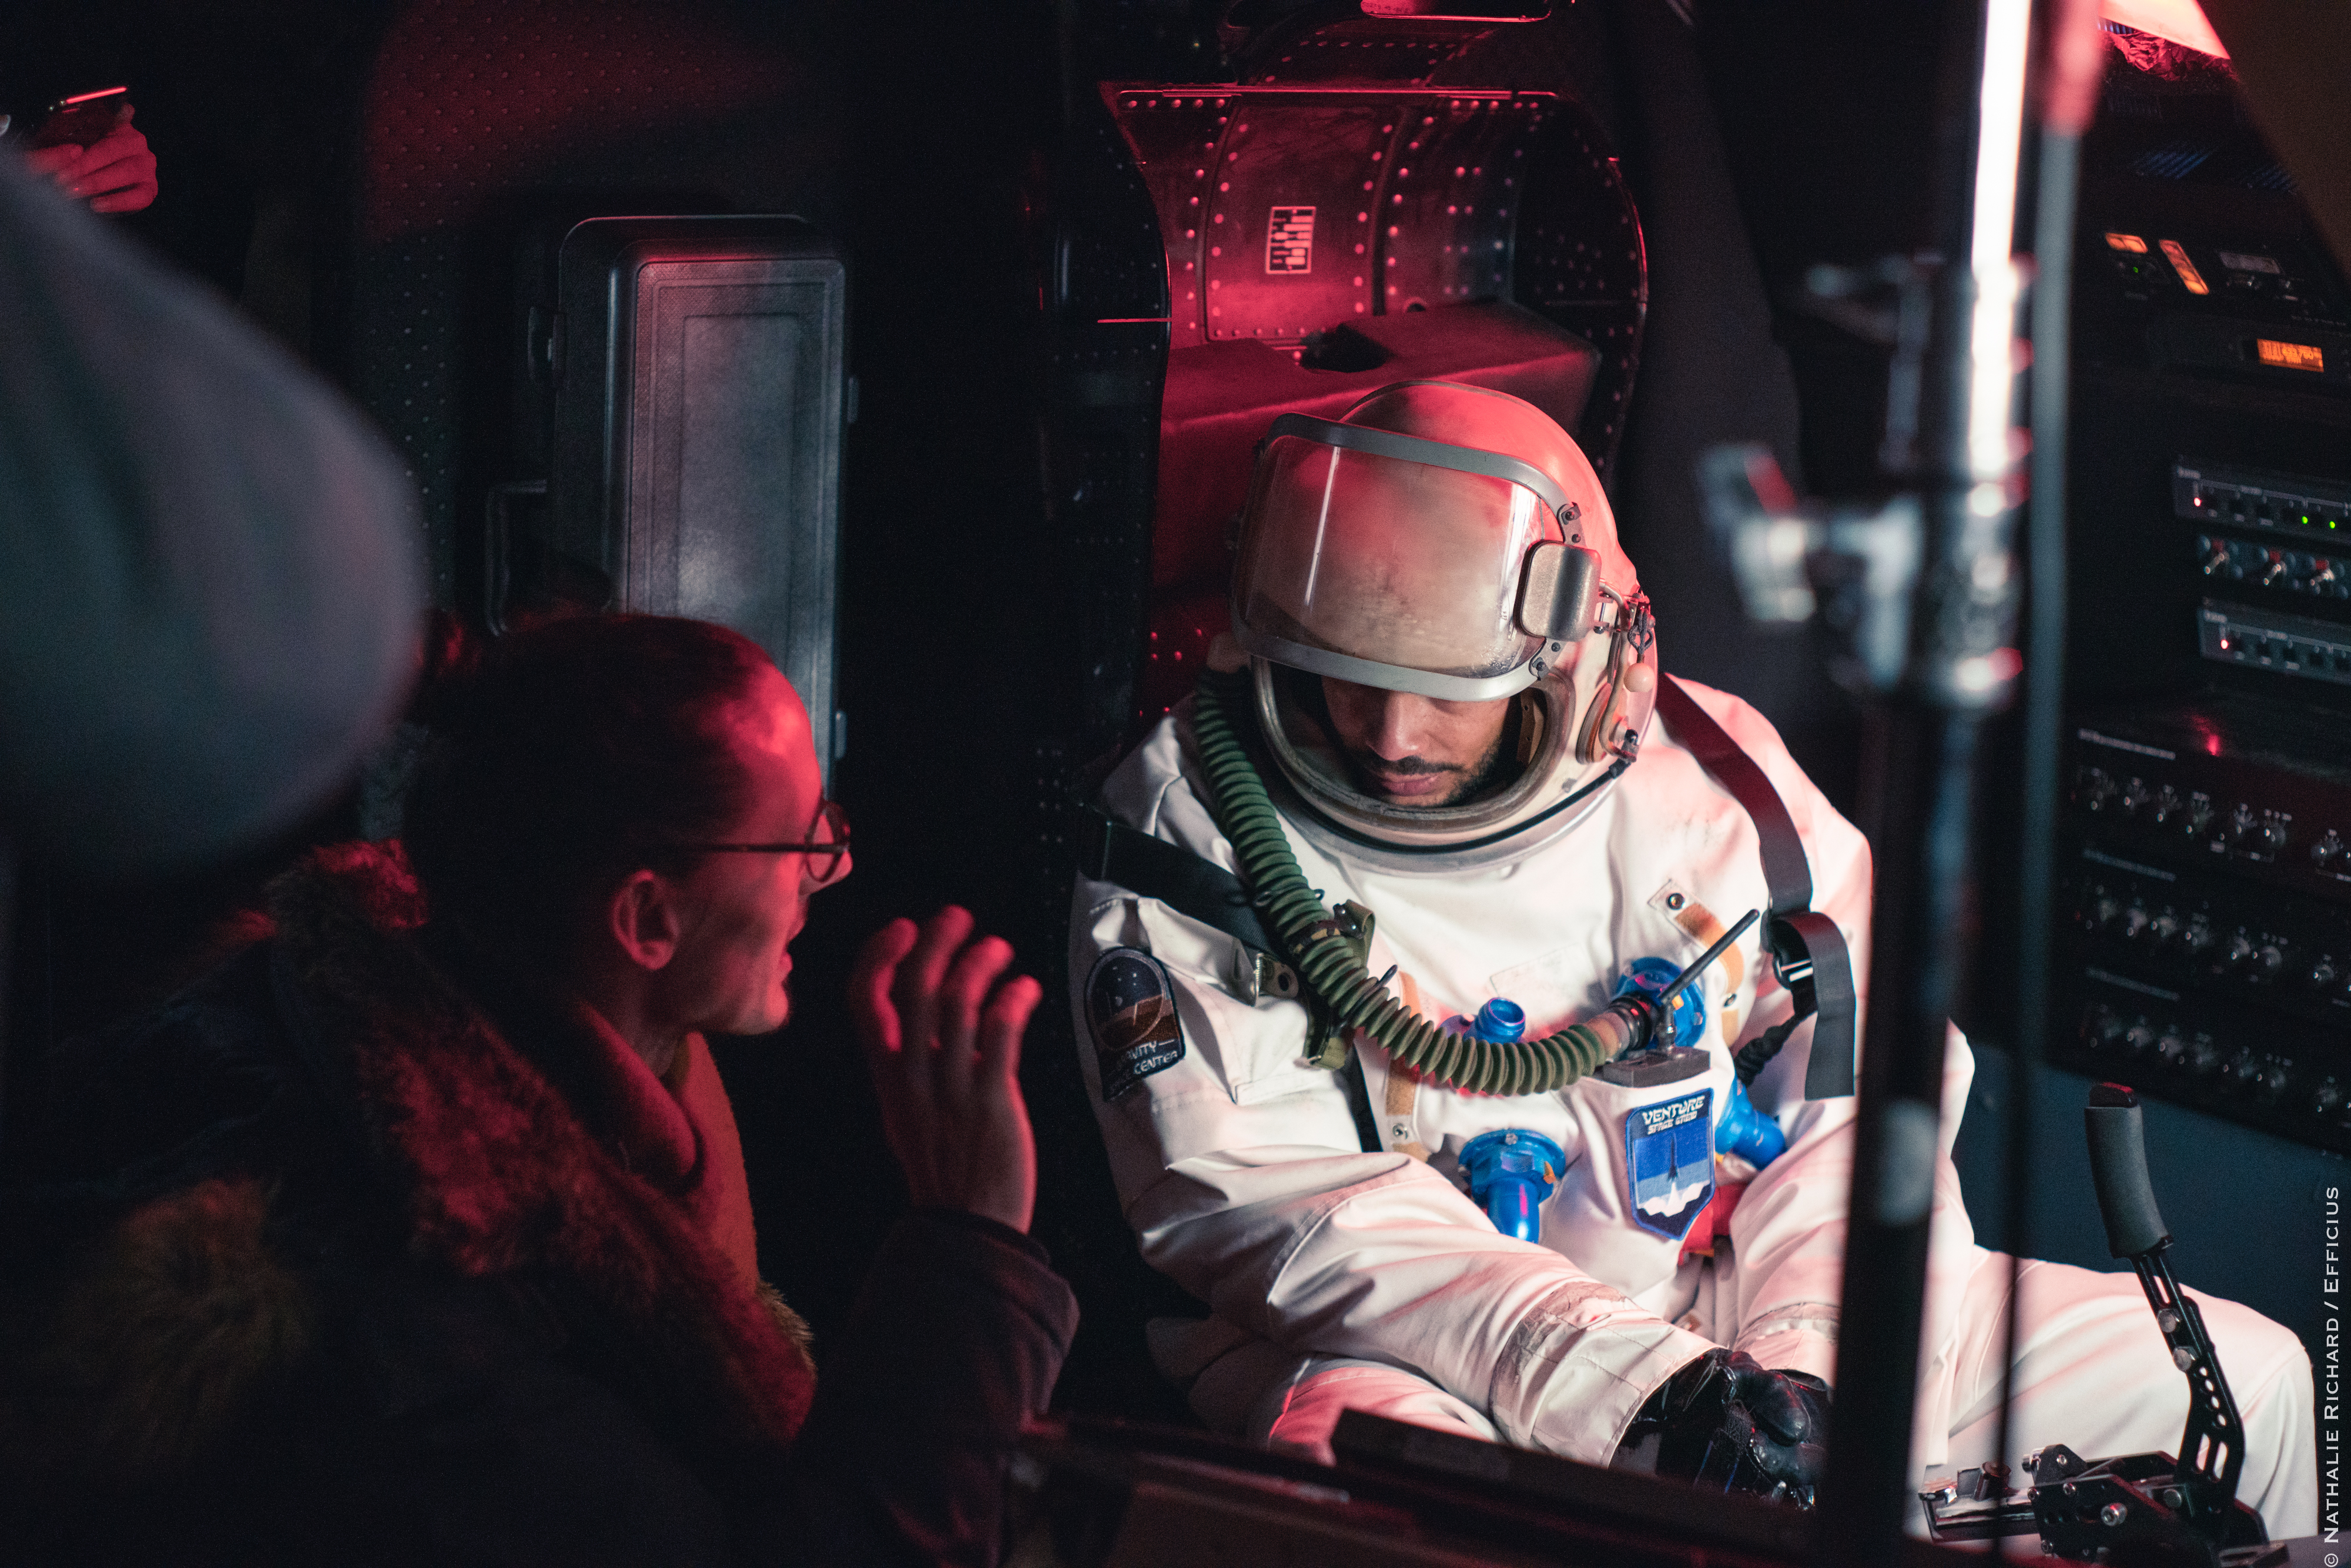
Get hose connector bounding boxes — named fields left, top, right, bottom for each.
left=1714, top=1076, right=1788, bottom=1170
left=1461, top=1128, right=1568, bottom=1243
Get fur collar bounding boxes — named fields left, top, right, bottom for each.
left=264, top=839, right=815, bottom=1449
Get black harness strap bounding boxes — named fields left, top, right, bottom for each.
left=1076, top=809, right=1276, bottom=954
left=1077, top=808, right=1383, bottom=1152
left=1653, top=676, right=1858, bottom=1100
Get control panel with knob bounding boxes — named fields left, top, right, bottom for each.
left=2074, top=766, right=2118, bottom=813
left=2069, top=865, right=2351, bottom=1032
left=2068, top=991, right=2351, bottom=1153
left=2194, top=533, right=2351, bottom=605
left=2200, top=598, right=2351, bottom=688
left=2063, top=690, right=2351, bottom=1156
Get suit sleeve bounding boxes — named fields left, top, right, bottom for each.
left=791, top=1211, right=1077, bottom=1568
left=1071, top=729, right=1714, bottom=1465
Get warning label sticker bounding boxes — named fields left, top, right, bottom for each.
left=1266, top=207, right=1315, bottom=274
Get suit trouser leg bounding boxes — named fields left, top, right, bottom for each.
left=1252, top=1359, right=1501, bottom=1462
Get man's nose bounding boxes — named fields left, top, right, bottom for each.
left=1369, top=693, right=1434, bottom=758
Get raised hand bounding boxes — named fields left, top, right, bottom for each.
left=849, top=906, right=1043, bottom=1234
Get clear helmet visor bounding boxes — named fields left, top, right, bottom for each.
left=1231, top=418, right=1595, bottom=702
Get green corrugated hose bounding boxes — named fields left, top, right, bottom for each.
left=1191, top=668, right=1638, bottom=1095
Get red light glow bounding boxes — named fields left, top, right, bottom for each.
left=2256, top=339, right=2325, bottom=372
left=2159, top=239, right=2209, bottom=296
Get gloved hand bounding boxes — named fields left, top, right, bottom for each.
left=1622, top=1348, right=1830, bottom=1507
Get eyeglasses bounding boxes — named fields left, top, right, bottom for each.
left=669, top=799, right=852, bottom=886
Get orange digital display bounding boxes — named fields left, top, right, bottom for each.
left=2159, top=239, right=2209, bottom=295
left=2105, top=232, right=2148, bottom=253
left=2255, top=338, right=2325, bottom=371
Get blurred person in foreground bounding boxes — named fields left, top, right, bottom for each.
left=0, top=128, right=408, bottom=879
left=0, top=614, right=1076, bottom=1566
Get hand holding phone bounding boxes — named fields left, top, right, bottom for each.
left=30, top=86, right=130, bottom=150
left=20, top=90, right=158, bottom=213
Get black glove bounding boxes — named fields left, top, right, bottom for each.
left=1622, top=1348, right=1830, bottom=1507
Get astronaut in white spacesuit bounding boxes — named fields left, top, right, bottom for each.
left=1069, top=379, right=2315, bottom=1530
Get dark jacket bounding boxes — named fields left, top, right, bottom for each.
left=0, top=842, right=1077, bottom=1566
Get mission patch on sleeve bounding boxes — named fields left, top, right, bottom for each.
left=1086, top=947, right=1186, bottom=1101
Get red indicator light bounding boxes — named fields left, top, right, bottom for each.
left=2105, top=233, right=2148, bottom=253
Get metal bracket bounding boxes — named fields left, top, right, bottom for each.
left=1228, top=944, right=1301, bottom=1006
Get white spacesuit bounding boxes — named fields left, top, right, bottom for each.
left=1070, top=381, right=2315, bottom=1532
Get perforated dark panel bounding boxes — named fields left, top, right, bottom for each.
left=350, top=231, right=464, bottom=584
left=1248, top=18, right=1498, bottom=86
left=1513, top=104, right=1645, bottom=468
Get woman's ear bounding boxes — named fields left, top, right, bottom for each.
left=607, top=869, right=685, bottom=972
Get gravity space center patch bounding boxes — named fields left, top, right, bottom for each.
left=1625, top=1089, right=1714, bottom=1241
left=1086, top=948, right=1185, bottom=1101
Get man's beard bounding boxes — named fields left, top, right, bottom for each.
left=1341, top=726, right=1513, bottom=808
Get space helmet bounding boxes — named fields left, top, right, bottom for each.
left=1228, top=380, right=1656, bottom=871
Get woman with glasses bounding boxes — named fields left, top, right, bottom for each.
left=0, top=614, right=1074, bottom=1566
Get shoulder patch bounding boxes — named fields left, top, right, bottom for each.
left=1086, top=947, right=1186, bottom=1101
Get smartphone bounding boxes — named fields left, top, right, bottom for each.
left=29, top=86, right=130, bottom=150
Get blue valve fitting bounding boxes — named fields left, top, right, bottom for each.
left=1613, top=957, right=1708, bottom=1047
left=1460, top=1128, right=1567, bottom=1243
left=1456, top=1002, right=1563, bottom=1242
left=1472, top=997, right=1527, bottom=1043
left=1713, top=1077, right=1787, bottom=1169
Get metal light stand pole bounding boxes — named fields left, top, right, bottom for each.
left=1701, top=0, right=2041, bottom=1560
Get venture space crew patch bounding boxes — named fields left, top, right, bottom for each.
left=1625, top=1088, right=1714, bottom=1241
left=1086, top=947, right=1186, bottom=1101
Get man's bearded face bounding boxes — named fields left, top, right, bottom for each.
left=1319, top=677, right=1514, bottom=808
